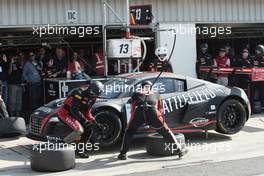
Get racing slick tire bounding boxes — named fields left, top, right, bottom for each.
left=146, top=133, right=186, bottom=157
left=30, top=142, right=75, bottom=172
left=216, top=99, right=247, bottom=134
left=91, top=110, right=122, bottom=147
left=0, top=117, right=26, bottom=137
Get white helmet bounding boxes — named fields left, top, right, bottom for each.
left=155, top=47, right=168, bottom=62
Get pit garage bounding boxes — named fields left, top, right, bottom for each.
left=196, top=23, right=264, bottom=113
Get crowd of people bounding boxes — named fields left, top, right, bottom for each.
left=196, top=43, right=264, bottom=112
left=196, top=43, right=264, bottom=87
left=0, top=46, right=105, bottom=118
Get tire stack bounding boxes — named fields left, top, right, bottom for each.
left=0, top=117, right=26, bottom=137
left=146, top=133, right=187, bottom=157
left=30, top=142, right=76, bottom=172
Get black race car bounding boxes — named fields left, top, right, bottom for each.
left=28, top=72, right=251, bottom=146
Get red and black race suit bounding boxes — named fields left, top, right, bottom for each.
left=57, top=88, right=95, bottom=134
left=120, top=91, right=178, bottom=154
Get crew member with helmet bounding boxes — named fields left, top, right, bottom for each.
left=252, top=45, right=264, bottom=67
left=118, top=81, right=187, bottom=160
left=251, top=45, right=264, bottom=112
left=196, top=43, right=213, bottom=79
left=55, top=80, right=104, bottom=158
left=151, top=47, right=173, bottom=72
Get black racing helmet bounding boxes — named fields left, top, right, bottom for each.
left=141, top=80, right=153, bottom=87
left=255, top=45, right=264, bottom=56
left=89, top=80, right=104, bottom=98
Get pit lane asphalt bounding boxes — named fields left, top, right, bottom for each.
left=0, top=114, right=264, bottom=176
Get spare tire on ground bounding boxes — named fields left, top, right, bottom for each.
left=0, top=117, right=26, bottom=137
left=30, top=142, right=75, bottom=172
left=146, top=133, right=187, bottom=157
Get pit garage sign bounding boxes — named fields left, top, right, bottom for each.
left=130, top=5, right=152, bottom=25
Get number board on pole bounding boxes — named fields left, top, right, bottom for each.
left=107, top=39, right=142, bottom=58
left=130, top=5, right=152, bottom=25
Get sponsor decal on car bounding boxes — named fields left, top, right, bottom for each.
left=162, top=88, right=224, bottom=114
left=189, top=117, right=210, bottom=127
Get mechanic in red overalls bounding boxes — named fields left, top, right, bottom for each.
left=57, top=80, right=104, bottom=158
left=118, top=81, right=187, bottom=160
left=213, top=48, right=230, bottom=86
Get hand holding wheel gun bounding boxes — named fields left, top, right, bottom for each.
left=54, top=80, right=104, bottom=158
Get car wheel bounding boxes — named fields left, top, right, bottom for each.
left=30, top=142, right=75, bottom=172
left=216, top=99, right=247, bottom=134
left=0, top=117, right=26, bottom=137
left=91, top=110, right=122, bottom=147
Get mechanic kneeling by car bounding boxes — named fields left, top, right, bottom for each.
left=118, top=81, right=187, bottom=160
left=56, top=80, right=104, bottom=158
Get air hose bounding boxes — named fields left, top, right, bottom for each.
left=131, top=36, right=147, bottom=73
left=142, top=29, right=177, bottom=130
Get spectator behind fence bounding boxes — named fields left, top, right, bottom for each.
left=0, top=80, right=9, bottom=118
left=81, top=49, right=96, bottom=76
left=41, top=56, right=58, bottom=78
left=7, top=54, right=24, bottom=117
left=36, top=47, right=48, bottom=72
left=22, top=52, right=42, bottom=112
left=0, top=53, right=9, bottom=104
left=78, top=49, right=94, bottom=76
left=214, top=48, right=230, bottom=86
left=225, top=44, right=238, bottom=67
left=55, top=48, right=67, bottom=77
left=234, top=49, right=252, bottom=89
left=67, top=52, right=86, bottom=79
left=237, top=49, right=252, bottom=68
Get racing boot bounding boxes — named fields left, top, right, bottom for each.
left=75, top=149, right=90, bottom=159
left=118, top=153, right=127, bottom=160
left=176, top=148, right=188, bottom=159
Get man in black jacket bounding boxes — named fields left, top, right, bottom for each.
left=196, top=43, right=213, bottom=79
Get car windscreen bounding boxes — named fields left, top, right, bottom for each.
left=100, top=78, right=136, bottom=99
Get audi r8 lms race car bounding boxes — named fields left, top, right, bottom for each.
left=27, top=72, right=251, bottom=147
